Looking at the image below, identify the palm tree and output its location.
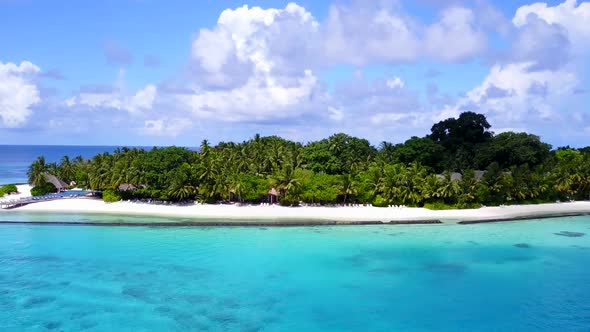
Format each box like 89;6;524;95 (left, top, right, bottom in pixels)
28;156;47;186
421;174;442;203
438;171;461;203
168;183;197;201
340;173;359;204
58;156;75;183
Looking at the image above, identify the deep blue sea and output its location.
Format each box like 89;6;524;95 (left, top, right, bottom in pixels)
0;145;184;185
0;213;589;331
0;145;122;185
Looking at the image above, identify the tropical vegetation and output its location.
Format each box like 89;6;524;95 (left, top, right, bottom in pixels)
0;184;18;197
27;112;590;208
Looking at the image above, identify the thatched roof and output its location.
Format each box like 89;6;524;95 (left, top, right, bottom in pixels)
436;171;486;182
450;172;462;181
118;183;145;192
44;173;68;190
268;188;278;196
474;170;486;181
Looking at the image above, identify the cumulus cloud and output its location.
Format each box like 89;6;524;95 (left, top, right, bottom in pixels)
179;4;327;123
323;2;488;64
513;0;590;52
440;63;578;128
0;61;41;127
424;6;487;61
66;83;157;113
322;1;420;65
140;118;192;137
437;0;590;138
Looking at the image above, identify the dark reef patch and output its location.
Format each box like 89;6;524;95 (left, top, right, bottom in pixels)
388;232;405;237
121;286;151;301
514;243;531;248
555;231;585;237
22;295;57;309
43;321;62;330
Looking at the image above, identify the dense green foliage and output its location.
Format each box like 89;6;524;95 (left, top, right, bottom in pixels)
31;182;58;196
0;184;18;197
27;112;590;208
102;189;122;203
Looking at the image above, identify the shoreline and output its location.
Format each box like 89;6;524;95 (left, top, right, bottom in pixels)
2;185;590;226
4;197;590;226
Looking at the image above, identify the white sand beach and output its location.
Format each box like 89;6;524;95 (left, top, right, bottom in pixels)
3;185;590;224
0;184;31;202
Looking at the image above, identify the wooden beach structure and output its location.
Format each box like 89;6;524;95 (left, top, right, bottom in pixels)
44;173;68;192
268;188;279;204
1;191;92;210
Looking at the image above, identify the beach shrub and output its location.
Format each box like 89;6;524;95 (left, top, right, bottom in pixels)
31;182;58;196
102;189;122;202
424;201;458;210
279;195;300;207
0;184;18;197
1;184;18;195
372;195;388;207
457;202;482;209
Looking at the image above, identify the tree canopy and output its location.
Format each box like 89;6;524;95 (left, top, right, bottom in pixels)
28;112;590;208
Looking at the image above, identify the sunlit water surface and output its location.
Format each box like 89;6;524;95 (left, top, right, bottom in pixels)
1;214;589;331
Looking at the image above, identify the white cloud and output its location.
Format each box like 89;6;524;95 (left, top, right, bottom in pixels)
513;0;590;51
66;84;157;113
386;77;405;89
424;7;487;61
177;70;319;121
180;4;326;122
322;2;419;65
442;63;577;123
437;0;590;136
0;61;41;127
327;106;344;122
140;118;192;137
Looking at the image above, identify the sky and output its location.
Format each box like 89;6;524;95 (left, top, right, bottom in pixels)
0;0;589;147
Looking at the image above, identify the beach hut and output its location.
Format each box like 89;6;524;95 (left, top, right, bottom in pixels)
118;183;137;192
118;184;146;192
44;173;68;192
474;170;486;182
268;188;279;204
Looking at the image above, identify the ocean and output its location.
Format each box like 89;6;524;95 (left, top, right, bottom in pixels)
0;214;589;331
0;145;121;185
0;145;175;185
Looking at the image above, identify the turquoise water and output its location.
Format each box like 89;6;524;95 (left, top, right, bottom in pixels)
1;215;590;331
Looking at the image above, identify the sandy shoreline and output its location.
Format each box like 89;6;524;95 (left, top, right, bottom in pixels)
2;185;590;225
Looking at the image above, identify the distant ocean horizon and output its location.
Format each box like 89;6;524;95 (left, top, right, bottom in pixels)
0;145;195;185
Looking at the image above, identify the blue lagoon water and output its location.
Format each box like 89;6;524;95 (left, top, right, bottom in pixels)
1;215;590;331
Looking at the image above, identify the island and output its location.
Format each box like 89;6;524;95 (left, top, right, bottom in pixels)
2;112;590;225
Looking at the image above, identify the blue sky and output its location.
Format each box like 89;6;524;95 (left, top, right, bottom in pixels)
0;0;588;147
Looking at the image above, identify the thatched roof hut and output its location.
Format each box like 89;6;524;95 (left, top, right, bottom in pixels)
450;172;463;181
44;173;68;191
268;187;279;204
118;184;146;192
118;183;137;192
474;170;486;182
